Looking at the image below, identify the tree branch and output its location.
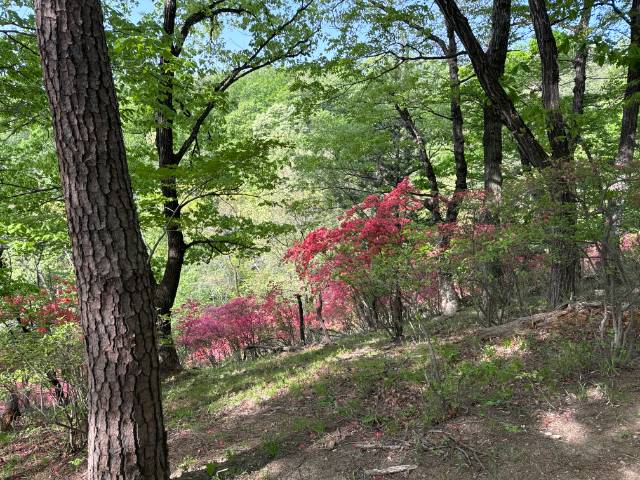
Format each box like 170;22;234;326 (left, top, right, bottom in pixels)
175;1;315;162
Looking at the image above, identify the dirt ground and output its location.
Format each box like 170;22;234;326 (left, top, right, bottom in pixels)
161;366;640;480
3;315;640;480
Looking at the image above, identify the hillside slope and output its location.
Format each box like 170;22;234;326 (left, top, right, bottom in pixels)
2;308;640;479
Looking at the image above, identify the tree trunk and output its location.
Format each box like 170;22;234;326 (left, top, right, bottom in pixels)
434;0;550;169
481;94;505;322
0;389;20;432
529;0;578;306
607;0;640;359
438;276;459;316
396;60;463;316
154;225;185;375
296;294;306;345
390;285;404;340
483;0;511;209
481;0;526;323
371;296;380;328
444;23;467;225
153;0;184;375
437;0;581;306
354;292;376;329
47;371;66;404
571;1;593;131
395;104;443;222
35;1;169;478
316;292;331;344
615;0;640;169
483;104;503;207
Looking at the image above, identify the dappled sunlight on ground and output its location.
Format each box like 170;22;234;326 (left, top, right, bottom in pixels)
492;336;528;359
617;466;640;479
161;330;640;479
536;408;589;445
6;327;640;479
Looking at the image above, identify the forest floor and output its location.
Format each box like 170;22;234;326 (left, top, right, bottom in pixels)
3;307;640;479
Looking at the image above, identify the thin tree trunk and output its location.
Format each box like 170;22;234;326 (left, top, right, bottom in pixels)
444;23;467;224
371;296;380;328
571;1;593;131
394;104;459;315
47;371;66;404
390;285;404;340
296;294;306;345
35;1;169;478
152;0;184;375
607;0;640;359
354;292;376;329
395;81;462;315
395;104;443;222
316;292;331;344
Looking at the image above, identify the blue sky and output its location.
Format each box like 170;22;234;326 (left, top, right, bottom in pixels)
131;0;256;51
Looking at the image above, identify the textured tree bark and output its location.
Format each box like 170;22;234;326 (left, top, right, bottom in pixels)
34;0;169;478
482;107;503;205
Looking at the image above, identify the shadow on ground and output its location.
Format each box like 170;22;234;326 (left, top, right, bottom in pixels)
166;332;640;480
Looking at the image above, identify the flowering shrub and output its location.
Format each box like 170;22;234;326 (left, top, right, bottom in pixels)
178;178;562;353
285;179;435;336
313;280;355;330
285;178;422;285
0;281;77;333
0;281;86;448
176;281;357;364
178;296;266;363
177;289;298;364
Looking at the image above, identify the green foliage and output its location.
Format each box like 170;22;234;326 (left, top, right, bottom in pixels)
260;437;281;459
0;322;87;448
